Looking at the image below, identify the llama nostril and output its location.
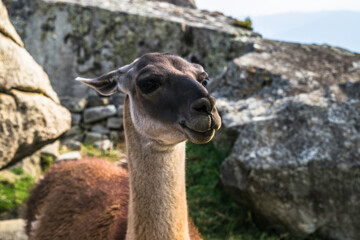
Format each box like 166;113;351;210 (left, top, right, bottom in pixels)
194;105;208;114
191;98;211;115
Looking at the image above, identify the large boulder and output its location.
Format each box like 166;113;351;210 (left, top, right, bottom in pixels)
212;39;360;240
209;39;360;102
5;0;258;98
0;0;71;169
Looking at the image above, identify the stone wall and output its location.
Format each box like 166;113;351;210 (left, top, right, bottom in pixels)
5;0;258;98
61;92;125;149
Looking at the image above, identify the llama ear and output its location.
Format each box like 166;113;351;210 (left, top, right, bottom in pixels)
76;62;135;96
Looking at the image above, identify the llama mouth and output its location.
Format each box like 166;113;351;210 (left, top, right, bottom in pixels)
180;122;211;133
179;114;215;133
180;122;215;144
182;125;214;135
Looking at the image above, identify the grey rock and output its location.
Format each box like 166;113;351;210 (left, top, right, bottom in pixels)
56;151;82;162
93;139;113;151
110;131;118;139
107;117;123;129
84;132;108;143
60;96;87;113
353;61;360;69
40;141;60;158
11;150;42;180
110;130;124;140
218;89;360;239
0;3;71;169
65;126;83;136
86;94;109;108
83;105;117;123
80;123;93;130
64;139;82;151
211;39;360;240
210;39;360;102
91;124;110;134
63;134;83;142
5;0;258;98
109;93;125;107
211;40;360;152
71;113;81;126
117;105;124;117
338;81;360;100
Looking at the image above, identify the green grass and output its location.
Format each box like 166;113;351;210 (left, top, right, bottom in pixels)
0;168;35;214
80;143;124;162
40;154;55;173
233;17;252;30
186;142;320;240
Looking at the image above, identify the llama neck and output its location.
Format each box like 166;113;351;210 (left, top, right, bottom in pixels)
123;97;190;240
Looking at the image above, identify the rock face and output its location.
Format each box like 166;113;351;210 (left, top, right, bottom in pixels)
5;0;257;98
213;39;360;240
0;0;71;169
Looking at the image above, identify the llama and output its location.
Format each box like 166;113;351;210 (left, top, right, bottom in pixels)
25;53;221;240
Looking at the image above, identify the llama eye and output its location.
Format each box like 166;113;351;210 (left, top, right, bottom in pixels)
202;78;209;87
138;79;161;94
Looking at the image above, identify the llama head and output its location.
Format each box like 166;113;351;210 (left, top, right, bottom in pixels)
77;53;221;145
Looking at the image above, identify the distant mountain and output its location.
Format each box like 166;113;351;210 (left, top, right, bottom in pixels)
251;11;360;53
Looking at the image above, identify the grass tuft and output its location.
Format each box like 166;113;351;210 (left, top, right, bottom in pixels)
80;143;124;162
232;17;252;30
40;154;55;172
0;168;35;214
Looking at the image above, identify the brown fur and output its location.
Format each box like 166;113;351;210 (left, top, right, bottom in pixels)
25;158;202;240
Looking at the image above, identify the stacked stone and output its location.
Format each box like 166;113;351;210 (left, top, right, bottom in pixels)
60;92;125;150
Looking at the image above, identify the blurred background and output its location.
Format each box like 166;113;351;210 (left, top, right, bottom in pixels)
0;0;359;239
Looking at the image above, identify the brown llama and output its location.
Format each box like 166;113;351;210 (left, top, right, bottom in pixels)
25;53;221;240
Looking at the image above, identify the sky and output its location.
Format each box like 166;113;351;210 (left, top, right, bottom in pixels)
196;0;360;17
196;0;360;53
